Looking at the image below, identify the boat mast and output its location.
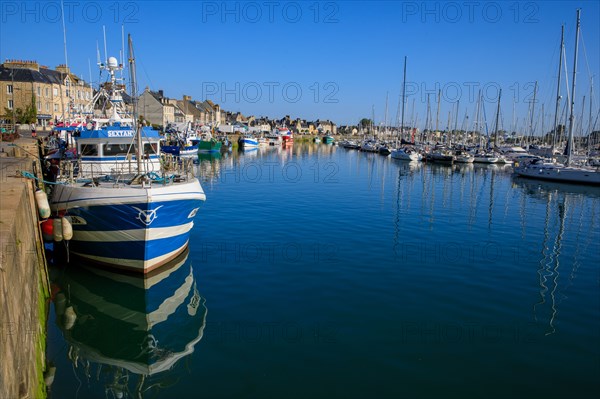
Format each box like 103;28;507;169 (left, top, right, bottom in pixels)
566;9;580;166
551;25;565;155
446;110;451;146
473;90;482;148
127;34;142;172
494;89;502;148
401;56;407;142
453;100;459;147
435;89;441;137
384;92;389;137
528;81;538;146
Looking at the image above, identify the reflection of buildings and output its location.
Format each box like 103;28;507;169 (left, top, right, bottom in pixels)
50;248;207;397
196;152;224;183
514;178;600;335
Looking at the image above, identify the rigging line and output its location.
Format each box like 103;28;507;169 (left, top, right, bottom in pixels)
579;30;595;91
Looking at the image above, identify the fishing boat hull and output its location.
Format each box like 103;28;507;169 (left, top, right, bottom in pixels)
198;139;222;153
50;179;206;273
239;137;259;148
322;136;334;144
161;145;198;157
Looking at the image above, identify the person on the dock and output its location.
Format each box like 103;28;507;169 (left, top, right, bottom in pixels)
30;123;36;138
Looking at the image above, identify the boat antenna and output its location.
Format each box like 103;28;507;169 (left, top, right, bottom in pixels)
103;25;108;65
60;0;69;68
121;24;125;80
566;9;580;166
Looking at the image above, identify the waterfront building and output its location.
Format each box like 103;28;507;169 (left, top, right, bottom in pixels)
0;60;93;127
138;88;176;128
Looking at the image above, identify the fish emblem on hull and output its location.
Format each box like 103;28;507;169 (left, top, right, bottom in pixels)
132;205;164;226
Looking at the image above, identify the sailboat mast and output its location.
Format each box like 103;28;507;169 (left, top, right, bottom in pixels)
384;92;389;136
494;89;502;148
401;56;407;140
551;25;565;154
446;110;452;146
566;9;580;166
435;89;441;134
127;34;142;172
453;100;459;142
529;81;538;144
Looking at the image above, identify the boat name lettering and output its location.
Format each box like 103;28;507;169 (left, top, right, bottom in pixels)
108;130;134;137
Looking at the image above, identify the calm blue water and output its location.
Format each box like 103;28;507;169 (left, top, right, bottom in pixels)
47;144;600;398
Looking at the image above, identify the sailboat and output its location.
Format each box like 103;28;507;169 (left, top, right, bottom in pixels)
49;35;207;273
391;57;422;162
515;9;600;185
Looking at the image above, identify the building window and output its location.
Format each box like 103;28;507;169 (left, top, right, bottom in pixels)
65;89;70;97
37;87;41;96
45;88;49;97
46;103;49;112
54;104;58;112
53;87;58;96
77;90;81;99
37;101;42;111
7;85;13;94
8;100;13;109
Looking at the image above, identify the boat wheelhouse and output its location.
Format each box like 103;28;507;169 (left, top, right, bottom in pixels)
76;119;162;175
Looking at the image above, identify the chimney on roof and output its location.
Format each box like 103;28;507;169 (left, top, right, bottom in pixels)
183;95;191;101
3;59;39;71
158;89;164;98
56;64;70;74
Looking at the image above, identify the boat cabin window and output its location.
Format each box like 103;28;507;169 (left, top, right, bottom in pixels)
80;144;98;156
103;143;134;156
144;143;158;154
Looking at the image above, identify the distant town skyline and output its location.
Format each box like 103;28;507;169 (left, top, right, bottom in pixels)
1;1;598;133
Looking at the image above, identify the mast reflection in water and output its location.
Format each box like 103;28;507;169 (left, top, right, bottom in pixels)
48;248;207;398
513;178;599;336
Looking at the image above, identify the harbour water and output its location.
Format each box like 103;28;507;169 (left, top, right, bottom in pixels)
46;143;600;398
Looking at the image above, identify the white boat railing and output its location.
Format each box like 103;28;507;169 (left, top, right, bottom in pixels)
57;155;196;187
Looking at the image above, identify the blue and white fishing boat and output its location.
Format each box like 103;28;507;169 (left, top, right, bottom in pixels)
238;133;259;148
161;125;200;158
49;35;206;273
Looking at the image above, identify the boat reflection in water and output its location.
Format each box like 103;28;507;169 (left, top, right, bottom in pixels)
513;177;600;335
50;247;207;397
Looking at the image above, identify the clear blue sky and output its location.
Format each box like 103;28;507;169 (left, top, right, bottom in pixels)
1;0;599;133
